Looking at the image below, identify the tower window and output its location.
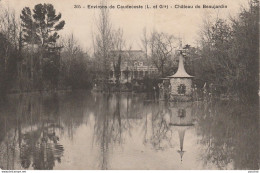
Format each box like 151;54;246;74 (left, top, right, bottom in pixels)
178;109;186;118
178;84;186;95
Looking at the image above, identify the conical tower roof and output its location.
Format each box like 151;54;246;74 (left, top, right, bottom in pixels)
177;128;186;163
178;150;185;163
168;51;193;78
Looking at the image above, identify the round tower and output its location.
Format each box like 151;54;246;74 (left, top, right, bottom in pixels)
168;49;194;102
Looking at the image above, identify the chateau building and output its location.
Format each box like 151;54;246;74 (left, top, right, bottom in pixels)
108;50;158;84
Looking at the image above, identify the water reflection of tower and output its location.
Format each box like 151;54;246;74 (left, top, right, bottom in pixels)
168;102;194;163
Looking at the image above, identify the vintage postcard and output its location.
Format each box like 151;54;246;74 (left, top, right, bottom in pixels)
0;0;259;171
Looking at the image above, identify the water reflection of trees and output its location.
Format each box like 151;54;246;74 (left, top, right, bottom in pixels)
0;91;111;170
59;91;92;140
143;101;173;150
0;94;65;170
93;93;135;169
0;92;258;170
195;101;259;170
92;93;176;169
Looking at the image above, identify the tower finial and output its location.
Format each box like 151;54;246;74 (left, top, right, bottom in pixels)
177;33;183;49
180;39;182;49
178;35;184;55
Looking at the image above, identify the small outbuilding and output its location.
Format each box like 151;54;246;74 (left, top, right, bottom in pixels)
168;50;194;102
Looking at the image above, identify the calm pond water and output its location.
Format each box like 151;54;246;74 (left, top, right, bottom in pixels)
0;91;258;170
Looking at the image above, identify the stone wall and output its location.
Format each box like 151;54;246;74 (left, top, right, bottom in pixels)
170;78;192;95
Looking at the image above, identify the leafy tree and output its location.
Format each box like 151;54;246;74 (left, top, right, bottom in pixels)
21;4;65;48
20;3;65;89
197;19;232;91
229;0;259;101
20;7;38;45
197;0;259;101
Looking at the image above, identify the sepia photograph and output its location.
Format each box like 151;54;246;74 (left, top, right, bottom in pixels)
0;0;259;171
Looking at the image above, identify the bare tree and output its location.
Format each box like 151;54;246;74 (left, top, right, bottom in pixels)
110;28;125;87
0;6;23;95
93;1;130;90
141;27;149;59
61;34;82;74
0;7;20;70
60;34;80;82
59;34;91;89
93;1;113;88
150;31;177;77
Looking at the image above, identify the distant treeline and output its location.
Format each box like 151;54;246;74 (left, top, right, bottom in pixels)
0;3;95;97
0;1;259;102
191;0;259;102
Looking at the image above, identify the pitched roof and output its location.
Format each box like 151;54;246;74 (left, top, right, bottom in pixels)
168;53;194;78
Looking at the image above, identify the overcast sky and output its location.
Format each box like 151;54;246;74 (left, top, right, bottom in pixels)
1;0;249;51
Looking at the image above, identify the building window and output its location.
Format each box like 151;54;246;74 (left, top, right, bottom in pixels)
178;84;186;95
139;71;143;78
178;109;186;118
109;71;113;78
123;70;129;79
134;71;138;78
